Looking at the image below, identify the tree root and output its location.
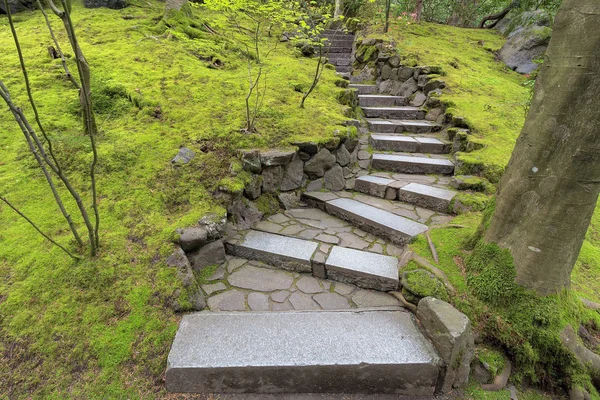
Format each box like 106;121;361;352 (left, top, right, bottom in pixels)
390;291;417;312
561;325;600;390
425;230;439;264
482;360;512;391
412;253;457;296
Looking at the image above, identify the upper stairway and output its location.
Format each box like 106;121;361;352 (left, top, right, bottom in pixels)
321;29;355;78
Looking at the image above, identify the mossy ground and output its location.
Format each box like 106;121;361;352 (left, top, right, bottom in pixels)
0;1;347;397
370;21;530;183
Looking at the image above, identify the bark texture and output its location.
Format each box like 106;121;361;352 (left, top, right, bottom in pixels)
485;0;600;295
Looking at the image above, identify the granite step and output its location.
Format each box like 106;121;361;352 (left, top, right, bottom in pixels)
326;46;352;54
362;107;424;120
324;38;355;47
349;84;378;95
321;197;428;245
328;57;351;66
335;65;352;73
397;182;457;213
326;246;399;291
166;309;441;395
354;175;397;199
372;154;455;175
338;72;351;80
225;230;318;274
359;95;406;107
367;119;440;134
370;134;449;154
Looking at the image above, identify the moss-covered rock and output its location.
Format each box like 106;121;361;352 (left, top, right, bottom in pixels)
401;269;449;303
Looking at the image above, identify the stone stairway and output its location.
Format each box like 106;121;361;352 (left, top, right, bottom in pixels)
166;33;473;397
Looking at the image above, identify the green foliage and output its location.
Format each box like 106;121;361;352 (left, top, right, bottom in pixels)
477;347;507;378
255;193;281;216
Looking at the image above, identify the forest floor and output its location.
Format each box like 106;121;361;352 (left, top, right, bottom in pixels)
0;3;598;399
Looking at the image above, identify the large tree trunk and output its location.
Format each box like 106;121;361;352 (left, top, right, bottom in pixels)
484;0;600;295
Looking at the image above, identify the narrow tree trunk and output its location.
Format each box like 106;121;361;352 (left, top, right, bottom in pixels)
334;0;343;18
415;0;423;22
384;0;391;33
484;0;600;295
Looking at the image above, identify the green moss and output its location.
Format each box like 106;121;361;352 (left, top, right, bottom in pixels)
403;269;449;301
477;347;506;378
451;192;491;214
255;193;281;216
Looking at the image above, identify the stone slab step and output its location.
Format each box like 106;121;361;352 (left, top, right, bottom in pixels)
166;309;441;395
359;95;406;107
338;72;351;80
367;119;441;134
328;57;351;66
362;107;424;120
354;175;397;199
397;182;457;213
322;30;354;37
370;134;449;154
326;246;399;291
335;65;352;73
326;46;352;54
325;198;428;245
349;84;378;95
226;230;318;273
372;154;455;175
324;38;355;47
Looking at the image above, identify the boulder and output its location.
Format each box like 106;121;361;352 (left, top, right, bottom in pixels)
397;66;415;81
334;145;351;167
425;107;444;122
261;166;283;194
166;247;195;288
304;148;336;178
178;227;209;251
244;175;262;200
171;147;195;165
499;25;551;74
423;80;446;94
83;0;128;8
396;78;418;98
228;198;263;229
388;55;401;68
260;149;296;167
278;192;302;210
198;213;227;241
187;240;227;272
410;92;427;107
280;155;304;191
291;141;319;155
381;65;393;80
416;297;474;393
241;150;261;174
323;165;345;191
0;0;37;13
401;269;448;303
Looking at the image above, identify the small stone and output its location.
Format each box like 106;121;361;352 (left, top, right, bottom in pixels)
207;289;246;311
323;165;345;191
190;290;207;311
358;159;371;169
315;234;340;245
358;150;370;160
188;240;227;272
166;247;195;288
334;282;356;296
226;258;247;273
423;80;446;94
304;148;336;178
278;192;302;210
296;276;323;294
388;55;401;68
338;232;369;250
397;66;415;81
272;300;294;311
254;221;282;234
345;178;356;190
260;149;296;167
248;292;270;311
262;166;283;194
306;180;323;192
313;292;352;309
207;267;225;281
410;91;427;107
320;244;332;253
297;229;320;240
386;243;404;257
280;225;305;235
371;243;384;254
178;227;209;252
289;292;320;310
171;147;195;164
202;282;227;296
271;290;290;303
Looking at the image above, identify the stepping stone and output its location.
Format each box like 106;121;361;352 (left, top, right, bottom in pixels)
325;198;428;245
354;175;395;198
325;246;399;291
228;265;294;292
397;183;457;213
367;119;440;134
370;134;447;154
362;107;423;119
358;95;406;107
313;292;352;309
352;289;402;308
166;310;440;394
226;230;318;273
372;154;455;175
349;84;378;95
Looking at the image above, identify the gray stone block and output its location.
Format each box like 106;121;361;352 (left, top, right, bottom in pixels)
372;154;454;175
226;230;318;273
280;155;304;191
325;198;428;245
370;134;420;152
262;166;283;193
416;297;474;393
397;183;457;213
349;84;378;95
304;148;336;178
354;175;395;198
326;246;399;291
362;106;421;119
188;239;227;272
260;149;296;167
166;309;441;394
178;227;208;251
358;95;406;107
323;165;345;191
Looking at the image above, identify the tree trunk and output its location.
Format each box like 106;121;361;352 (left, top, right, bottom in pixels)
383;0;391;33
484;0;600;295
415;0;423;22
334;0;343;18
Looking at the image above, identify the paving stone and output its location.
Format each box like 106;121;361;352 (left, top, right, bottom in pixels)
167;310;441;394
297;229;321;240
325;198;428;245
352;290;402;307
312;251;327;279
386;243;405;257
415;206;436;220
272;300;294;311
315;233;340;244
248;292;270;311
279;225;305;236
228;265;294;292
296;276;324;294
354;229;367;237
355;175;394;198
397;183;456;213
289;292;321;310
227;230;318;273
271;290;290;303
326;246;399;291
321;280;332;291
338;232;370;250
207;267;225;281
324;226;352;235
334;282;356;296
207;290;246;311
268;213;289;224
372;154;454;175
188;240;227;272
254;221;283;234
320;244;332;253
226;258;247;273
313;292;352;309
371;243;384;254
393;208;420;221
202;282;227;296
